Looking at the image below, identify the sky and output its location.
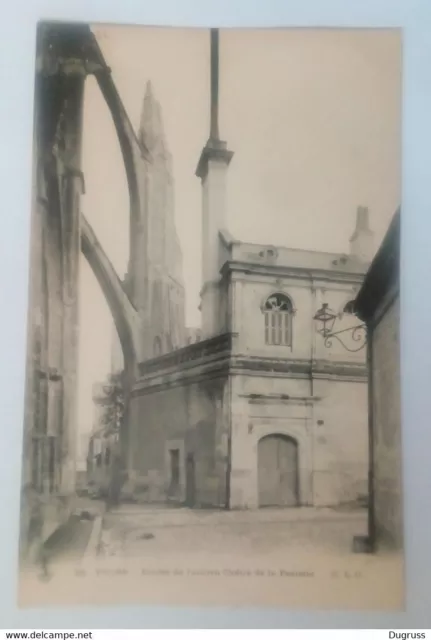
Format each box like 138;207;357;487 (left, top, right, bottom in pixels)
77;25;401;444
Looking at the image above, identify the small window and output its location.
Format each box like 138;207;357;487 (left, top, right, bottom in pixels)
263;293;293;347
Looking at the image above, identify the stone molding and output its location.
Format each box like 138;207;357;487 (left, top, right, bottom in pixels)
195;139;234;180
133;338;368;395
221;260;366;285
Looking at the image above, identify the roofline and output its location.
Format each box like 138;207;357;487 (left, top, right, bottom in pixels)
354;207;400;322
220;259;367;283
231;238;360;260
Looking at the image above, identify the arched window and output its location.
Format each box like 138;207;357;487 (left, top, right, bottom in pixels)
263;293;293;347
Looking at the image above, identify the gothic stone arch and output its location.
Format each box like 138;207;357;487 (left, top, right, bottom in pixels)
80;214;142;377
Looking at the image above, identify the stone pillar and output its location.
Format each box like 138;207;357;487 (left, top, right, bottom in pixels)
196;29;234;338
196;141;233;338
57;75;86;495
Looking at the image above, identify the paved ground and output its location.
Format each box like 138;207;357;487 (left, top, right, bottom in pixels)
20;504;404;610
41;497;105;565
99;504;369;560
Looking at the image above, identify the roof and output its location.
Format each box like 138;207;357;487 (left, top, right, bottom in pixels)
354;208;400;322
219;230;369;277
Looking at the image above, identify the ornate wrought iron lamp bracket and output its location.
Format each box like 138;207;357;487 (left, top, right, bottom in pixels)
313;303;367;353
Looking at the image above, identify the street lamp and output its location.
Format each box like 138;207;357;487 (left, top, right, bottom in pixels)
313;303;367;352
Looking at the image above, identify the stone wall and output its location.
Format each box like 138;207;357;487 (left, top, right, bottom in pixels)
128;368;229;507
312;377;368;506
20;42;84;560
230;271;365;367
229;372;368;508
226;268;368;509
229;374;312;508
372;295;403;549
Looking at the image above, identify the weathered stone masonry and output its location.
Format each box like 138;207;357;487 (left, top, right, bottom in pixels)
21;22;158;558
355;209;402;551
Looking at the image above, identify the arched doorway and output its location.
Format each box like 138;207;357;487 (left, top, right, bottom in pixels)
258;434;299;507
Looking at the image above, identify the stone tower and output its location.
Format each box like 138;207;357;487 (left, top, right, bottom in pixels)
112;81;186;370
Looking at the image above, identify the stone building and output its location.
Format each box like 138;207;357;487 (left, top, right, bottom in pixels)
127;216;372;508
20;25;86;559
123;30;373;510
354;208;402;550
20;23;158;558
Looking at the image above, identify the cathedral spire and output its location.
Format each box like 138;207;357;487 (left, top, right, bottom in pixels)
139;80;166;154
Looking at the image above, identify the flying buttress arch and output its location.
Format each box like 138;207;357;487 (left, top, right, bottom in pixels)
88;32;151;307
80;213;142;376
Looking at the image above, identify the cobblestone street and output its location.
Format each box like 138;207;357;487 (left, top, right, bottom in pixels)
20;504;404;610
99;504;369;560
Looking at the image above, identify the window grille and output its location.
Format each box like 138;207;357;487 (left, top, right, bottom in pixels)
263;293;293;347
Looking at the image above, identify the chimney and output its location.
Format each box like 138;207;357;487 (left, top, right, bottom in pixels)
349;206;374;263
196;29;233;338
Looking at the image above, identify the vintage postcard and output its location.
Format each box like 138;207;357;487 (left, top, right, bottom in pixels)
18;22;403;609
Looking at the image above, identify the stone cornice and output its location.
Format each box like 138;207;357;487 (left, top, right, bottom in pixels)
231;356;367;380
132;363;230;396
138;332;234;377
195;139;234;180
220;260;365;285
132;349;367;396
239;393;321;406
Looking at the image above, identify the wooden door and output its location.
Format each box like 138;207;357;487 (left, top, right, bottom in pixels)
258;435;298;507
185;453;196;507
168;449;180;498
